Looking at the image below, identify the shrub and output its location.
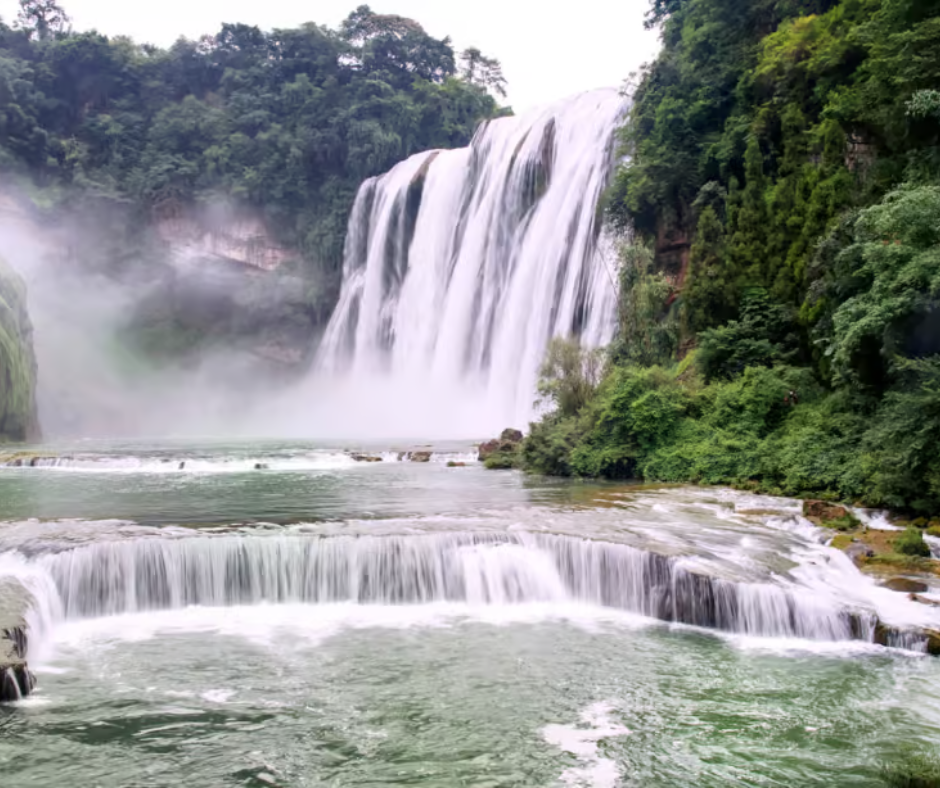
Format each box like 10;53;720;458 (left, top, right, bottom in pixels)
895;527;931;557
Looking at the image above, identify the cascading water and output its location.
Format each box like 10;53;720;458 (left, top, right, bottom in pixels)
20;531;883;643
316;90;625;433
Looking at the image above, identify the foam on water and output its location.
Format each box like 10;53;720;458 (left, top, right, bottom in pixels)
542;701;632;788
0;450;479;474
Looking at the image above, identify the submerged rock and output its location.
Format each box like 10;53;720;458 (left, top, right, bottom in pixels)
446;461;467;468
350;454;383;463
881;577;930;594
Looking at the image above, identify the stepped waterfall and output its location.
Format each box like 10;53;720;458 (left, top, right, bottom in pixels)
316;90;625;430
7;530;924;648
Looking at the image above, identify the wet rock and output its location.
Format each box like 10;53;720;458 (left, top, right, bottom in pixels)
0;579;35;701
350;454;383;463
446;461;467;468
844;542;875;564
254;463;270;470
881;577;929;594
408;451;432;463
803;500;848;521
477;439;500;462
927;629;940;656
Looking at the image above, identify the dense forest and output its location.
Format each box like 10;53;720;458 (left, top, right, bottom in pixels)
0;0;505;359
522;0;940;517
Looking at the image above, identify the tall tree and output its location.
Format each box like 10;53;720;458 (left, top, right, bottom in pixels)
459;47;507;98
16;0;70;41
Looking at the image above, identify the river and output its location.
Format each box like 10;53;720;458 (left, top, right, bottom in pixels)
1;440;939;787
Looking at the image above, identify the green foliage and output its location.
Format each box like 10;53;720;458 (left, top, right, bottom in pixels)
825;186;940;389
536;337;604;419
0;5;504;289
611;241;679;366
895;526;931;557
483;451;519;470
697;288;801;381
530;0;940;517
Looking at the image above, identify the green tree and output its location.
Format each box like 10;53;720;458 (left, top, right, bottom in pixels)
16;0;69;41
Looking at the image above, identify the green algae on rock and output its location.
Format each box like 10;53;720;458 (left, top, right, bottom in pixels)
0;256;39;443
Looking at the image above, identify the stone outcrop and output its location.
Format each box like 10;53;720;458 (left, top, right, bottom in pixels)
803;500;849;522
881;577;930;594
479;428;524;470
0;256;40;443
408;451;432;463
350;453;383;463
0;579;35;701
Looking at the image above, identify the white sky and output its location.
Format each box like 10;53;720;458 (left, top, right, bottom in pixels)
0;0;661;112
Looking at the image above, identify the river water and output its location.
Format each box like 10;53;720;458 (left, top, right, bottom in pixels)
2;440;940;787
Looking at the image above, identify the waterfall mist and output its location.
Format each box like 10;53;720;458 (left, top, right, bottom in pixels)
0;89;625;442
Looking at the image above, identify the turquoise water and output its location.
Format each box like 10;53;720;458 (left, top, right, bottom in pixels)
1;441;939;787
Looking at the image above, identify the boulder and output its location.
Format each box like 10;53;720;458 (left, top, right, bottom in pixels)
446;461;467;468
408;451;432;463
926;629;940;656
881;577;930;594
477;439;500;462
500;428;524;443
350;454;383;463
845;541;875;564
803;500;848;521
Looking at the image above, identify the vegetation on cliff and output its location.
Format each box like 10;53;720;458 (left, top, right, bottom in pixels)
524;0;940;516
0;255;38;442
0;1;505;353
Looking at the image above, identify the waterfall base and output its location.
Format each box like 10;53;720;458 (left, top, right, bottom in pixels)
0;579;36;701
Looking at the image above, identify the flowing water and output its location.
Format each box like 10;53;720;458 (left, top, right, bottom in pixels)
314;90;624;436
3;90;939;787
2;441;940;787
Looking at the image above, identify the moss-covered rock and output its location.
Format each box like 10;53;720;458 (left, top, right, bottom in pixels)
0;256;39;443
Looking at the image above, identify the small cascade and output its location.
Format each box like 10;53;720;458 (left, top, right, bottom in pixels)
317;90;626;430
29;531;882;643
1;668;23;701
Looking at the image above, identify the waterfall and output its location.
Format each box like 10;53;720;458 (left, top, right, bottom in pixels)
31;531;872;642
316;90;625;432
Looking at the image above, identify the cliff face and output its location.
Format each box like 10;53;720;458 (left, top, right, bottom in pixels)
0;255;39;443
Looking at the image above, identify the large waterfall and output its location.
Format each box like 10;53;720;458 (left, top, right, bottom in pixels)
316;90;625;433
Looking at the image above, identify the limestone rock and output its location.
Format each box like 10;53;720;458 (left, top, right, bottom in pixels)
880;577;929;594
477;439;500;462
803;500;848;521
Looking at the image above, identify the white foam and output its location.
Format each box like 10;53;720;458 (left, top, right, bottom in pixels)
542;701;631;788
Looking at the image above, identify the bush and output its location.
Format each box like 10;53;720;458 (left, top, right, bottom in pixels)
895;527;931;557
483;452;518;470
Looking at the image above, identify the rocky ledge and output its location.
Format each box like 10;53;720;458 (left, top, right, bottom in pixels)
478;429;523;470
0;578;35;701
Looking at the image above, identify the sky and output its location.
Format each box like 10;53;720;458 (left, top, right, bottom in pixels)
0;0;662;112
